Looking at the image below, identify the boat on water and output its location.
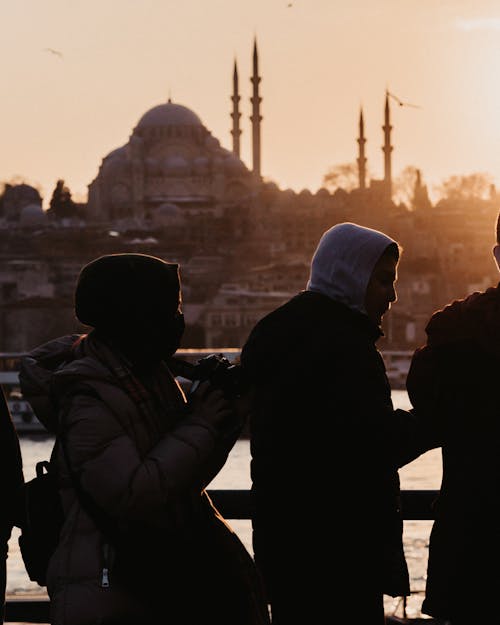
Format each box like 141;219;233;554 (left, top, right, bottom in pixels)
8;389;47;434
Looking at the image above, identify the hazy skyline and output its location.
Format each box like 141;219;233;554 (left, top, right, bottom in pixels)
2;0;500;207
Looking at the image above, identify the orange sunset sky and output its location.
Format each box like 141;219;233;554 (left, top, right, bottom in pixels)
2;0;500;207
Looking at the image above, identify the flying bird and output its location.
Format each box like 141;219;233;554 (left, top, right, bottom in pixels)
43;48;64;60
387;90;421;109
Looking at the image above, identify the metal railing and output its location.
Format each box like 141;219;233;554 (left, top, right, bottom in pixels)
5;488;438;623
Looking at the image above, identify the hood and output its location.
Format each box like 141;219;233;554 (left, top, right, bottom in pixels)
20;333;141;434
19;334;84;433
306;222;397;314
425;285;500;356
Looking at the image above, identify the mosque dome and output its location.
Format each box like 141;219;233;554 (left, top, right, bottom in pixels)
152;202;186;227
3;183;42;205
224;154;247;174
165;155;189;175
136;101;203;129
101;145;128;175
193;156;209;175
157;203;182;217
19;203;46;226
105;145;127;161
205;136;220;149
316;187;331;198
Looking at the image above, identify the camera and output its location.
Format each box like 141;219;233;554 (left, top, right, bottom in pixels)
168;353;246;400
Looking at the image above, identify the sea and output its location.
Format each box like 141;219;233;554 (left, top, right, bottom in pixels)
6;390;441;620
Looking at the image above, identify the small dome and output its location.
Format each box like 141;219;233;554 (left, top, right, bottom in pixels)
104;145;127;161
316;187;331;198
263;181;280;192
19;203;46;226
21;203;44;216
224;154;247;174
152;203;185;227
3;183;42;205
146;158;162;176
137;101;203;129
157;203;181;217
205;136;220;149
193;156;209;175
102;145;128;174
165;155;189;174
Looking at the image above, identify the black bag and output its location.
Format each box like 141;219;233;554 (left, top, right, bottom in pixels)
18;458;63;586
18;429;111;587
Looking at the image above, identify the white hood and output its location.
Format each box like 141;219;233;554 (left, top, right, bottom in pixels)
306;222;397;314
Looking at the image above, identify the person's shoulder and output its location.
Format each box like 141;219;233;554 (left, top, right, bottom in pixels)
426;284;500;347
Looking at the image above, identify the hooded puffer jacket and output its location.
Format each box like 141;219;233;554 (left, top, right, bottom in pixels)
407;285;500;621
20;334;268;625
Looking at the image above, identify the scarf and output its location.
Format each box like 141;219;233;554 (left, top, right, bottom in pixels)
78;331;187;446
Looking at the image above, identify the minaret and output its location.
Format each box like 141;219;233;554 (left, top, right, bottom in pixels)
412;169;432;211
382;90;393;199
357;107;367;190
250;38;262;178
231;59;241;158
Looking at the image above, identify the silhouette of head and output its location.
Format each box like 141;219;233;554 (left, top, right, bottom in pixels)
364;244;399;326
307;222;400;325
75;253;184;364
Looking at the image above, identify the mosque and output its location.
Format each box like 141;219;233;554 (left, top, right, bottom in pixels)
86;39;397;225
1;39;403;230
0;43;494;354
86;40;266;225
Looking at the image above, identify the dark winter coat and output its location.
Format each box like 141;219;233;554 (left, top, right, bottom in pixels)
407;284;500;622
20;333;270;625
240;290;435;624
0;387;23;624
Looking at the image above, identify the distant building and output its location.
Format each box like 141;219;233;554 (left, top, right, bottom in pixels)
1;42;498;354
87;42;264;227
0;183;44;224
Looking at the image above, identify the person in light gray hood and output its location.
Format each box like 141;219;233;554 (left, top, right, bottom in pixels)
307;221;398;317
240;222;438;625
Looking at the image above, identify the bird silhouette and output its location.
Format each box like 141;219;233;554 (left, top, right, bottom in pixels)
44;48;64;60
387;90;421;109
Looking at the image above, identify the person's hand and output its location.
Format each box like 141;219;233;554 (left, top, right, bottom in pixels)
188;380;235;429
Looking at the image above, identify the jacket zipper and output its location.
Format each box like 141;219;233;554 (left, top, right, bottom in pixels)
101;542;110;588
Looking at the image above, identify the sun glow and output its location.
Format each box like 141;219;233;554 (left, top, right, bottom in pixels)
2;1;500;205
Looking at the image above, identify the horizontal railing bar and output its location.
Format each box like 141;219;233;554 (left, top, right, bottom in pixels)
208;489;439;520
5;489;440;623
5;598;49;622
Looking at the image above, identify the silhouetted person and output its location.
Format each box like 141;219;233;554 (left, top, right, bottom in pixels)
0;387;23;624
20;253;270;625
240;222;437;624
407;215;500;624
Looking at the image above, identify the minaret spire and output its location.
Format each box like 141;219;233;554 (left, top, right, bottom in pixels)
231;59;242;158
250;37;262;178
357;107;367;190
382;89;393;200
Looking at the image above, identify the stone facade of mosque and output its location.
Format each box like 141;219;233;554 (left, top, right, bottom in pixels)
87;101;257;227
